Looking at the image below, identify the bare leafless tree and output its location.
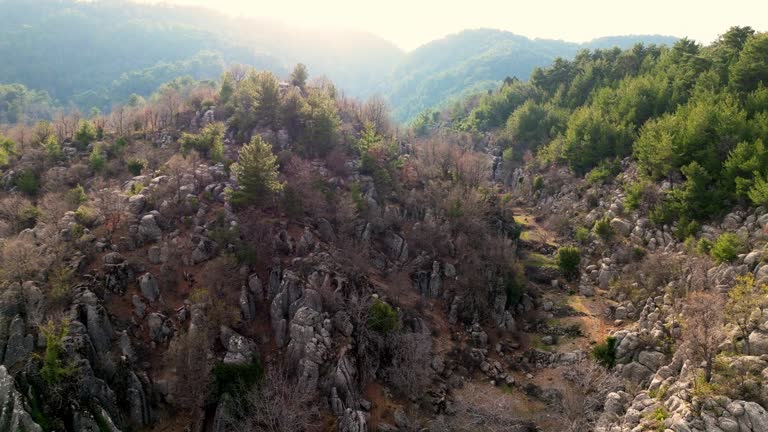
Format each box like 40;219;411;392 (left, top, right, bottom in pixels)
166;327;212;411
91;186;129;241
557;359;623;431
362;95;392;135
54;110;80;142
430;382;534;432
160;87;182;129
0;238;45;283
682;291;725;382
383;332;434;397
221;366;318;432
110;104;127;137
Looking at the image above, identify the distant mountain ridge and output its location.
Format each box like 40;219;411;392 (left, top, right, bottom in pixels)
0;0;678;123
383;29;679;122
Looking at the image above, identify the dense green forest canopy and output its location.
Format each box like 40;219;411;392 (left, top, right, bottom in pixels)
420;26;768;225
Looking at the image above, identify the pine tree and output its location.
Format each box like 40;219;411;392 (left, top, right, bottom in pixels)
230;135;282;208
290;63;309;90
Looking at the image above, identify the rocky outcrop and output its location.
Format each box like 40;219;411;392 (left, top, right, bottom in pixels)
104;252;134;294
338;408;367;432
384;230;408;261
223;332;257;365
0;366;42;432
147;313;173;344
2;315;33;368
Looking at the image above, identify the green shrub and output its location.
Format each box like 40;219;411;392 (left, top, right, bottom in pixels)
212;359;264;397
282;186;304;219
648;406;669;430
89;145;106;173
593;217;614;241
66;184;88;206
556;246;581;279
674;217;700;241
711;233;744;263
114;136;127;153
43;134;61;160
17;204;40;230
180;122;225;161
70;223;85;240
648;385;668;400
367;299;399;333
592;336;617;369
585;158;621;184
649;201;675;225
350;182;366;213
38;320;78;385
129;183;144;196
127;159;145;176
575;226;592;244
14;170;39;196
503;269;526;308
74;205;98;226
697;238;714;255
502;147;514;162
624;181;644;210
74;120;97;149
532;175;544;191
632;246;647;261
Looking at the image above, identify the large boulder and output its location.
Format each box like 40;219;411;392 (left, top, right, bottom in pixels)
317;218;336;243
637;350;666;371
384;231;408;261
147;313;172;344
139;273;160;303
598;268;615;290
191;237;218;264
748;330;768;355
610;218;633;237
127;194;146;214
137;214;162;244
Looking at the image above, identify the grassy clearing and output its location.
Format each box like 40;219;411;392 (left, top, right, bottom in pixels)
523;252;558;269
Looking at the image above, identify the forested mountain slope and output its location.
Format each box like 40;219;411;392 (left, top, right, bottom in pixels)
384;29;678;122
0;0;402;113
0;0;673;122
422;26;768;226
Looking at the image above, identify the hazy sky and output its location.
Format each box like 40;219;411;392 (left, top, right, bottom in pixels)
139;0;767;50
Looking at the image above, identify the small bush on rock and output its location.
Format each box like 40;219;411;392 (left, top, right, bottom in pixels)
367;299;399;333
593;217;614;241
556;246;581;280
592;336;617;369
711;233;744;263
127;159;145;176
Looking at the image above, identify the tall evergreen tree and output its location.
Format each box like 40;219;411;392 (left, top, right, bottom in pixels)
229;135;282;208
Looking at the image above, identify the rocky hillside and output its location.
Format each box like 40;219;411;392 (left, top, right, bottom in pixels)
503;160;768;432
1;27;768;432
